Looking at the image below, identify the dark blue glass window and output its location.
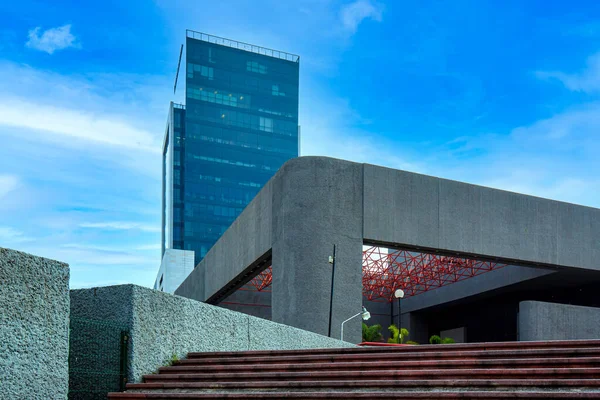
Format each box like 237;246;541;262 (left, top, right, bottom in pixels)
164;33;299;266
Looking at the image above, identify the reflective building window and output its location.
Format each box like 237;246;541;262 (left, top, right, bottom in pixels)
162;31;299;266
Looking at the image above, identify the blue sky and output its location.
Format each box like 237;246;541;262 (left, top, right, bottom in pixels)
1;0;599;288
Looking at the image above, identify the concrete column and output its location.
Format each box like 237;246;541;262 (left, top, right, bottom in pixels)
271;157;364;343
402;312;429;344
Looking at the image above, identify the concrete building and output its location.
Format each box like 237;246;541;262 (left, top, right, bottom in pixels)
153;248;195;293
176;156;600;344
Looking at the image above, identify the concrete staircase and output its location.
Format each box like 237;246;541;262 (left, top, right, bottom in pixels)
108;340;600;399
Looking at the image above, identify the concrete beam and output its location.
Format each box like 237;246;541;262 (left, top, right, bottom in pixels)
363;163;600;271
400;265;556;314
519;301;600;341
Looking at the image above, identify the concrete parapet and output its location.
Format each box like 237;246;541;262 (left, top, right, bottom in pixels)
0;247;70;400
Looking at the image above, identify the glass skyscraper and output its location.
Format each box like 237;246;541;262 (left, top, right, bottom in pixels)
162;30;300;266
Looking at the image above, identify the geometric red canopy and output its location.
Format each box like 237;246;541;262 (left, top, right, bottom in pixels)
249;246;507;302
362;246;507;302
248;265;272;291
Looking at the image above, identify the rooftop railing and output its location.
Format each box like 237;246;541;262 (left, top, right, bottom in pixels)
186;30;299;63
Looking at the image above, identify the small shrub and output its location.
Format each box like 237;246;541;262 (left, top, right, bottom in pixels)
429;335;442;344
387;324;410;344
406;340;419;345
362;323;383;342
169;353;179;365
441;337;456;344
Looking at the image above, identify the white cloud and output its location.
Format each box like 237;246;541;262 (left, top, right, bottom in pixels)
135;243;162;251
512;102;600;143
436;101;600;207
0;97;160;153
62;242;162;252
79;221;161;233
300;82;423;172
26;24;78;54
536;52;600;92
0;174;19;199
0;226;34;243
340;0;383;33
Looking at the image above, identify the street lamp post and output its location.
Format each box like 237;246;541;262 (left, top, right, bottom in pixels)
327;244;336;337
394;288;405;341
340;306;370;342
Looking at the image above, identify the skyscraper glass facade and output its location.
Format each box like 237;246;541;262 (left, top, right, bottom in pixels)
162;31;299;266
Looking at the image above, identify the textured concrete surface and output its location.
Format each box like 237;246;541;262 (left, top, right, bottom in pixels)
72;285;353;384
271;157;364;343
70;285;135;391
130;285;249;381
0;247;70;400
363;162;600;271
519;301;600;341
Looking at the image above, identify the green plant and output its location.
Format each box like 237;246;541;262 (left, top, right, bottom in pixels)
362;323;383;342
429;335;442;344
156;353;181;372
429;335;456;345
406;340;419;345
387;324;410;344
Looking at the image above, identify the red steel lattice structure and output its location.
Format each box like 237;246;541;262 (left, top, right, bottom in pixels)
362;246;507;302
249;247;507;302
249;266;273;291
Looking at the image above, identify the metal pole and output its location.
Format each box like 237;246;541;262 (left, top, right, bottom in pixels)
328;244;336;337
398;298;402;342
340;312;361;342
397;298;401;328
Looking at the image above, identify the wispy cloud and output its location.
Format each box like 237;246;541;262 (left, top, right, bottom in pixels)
0;97;160;152
536;52;600;92
79;221;161;233
300;82;423;172
512;102;600;142
62;242;162;252
434;99;600;207
0;226;34;244
134;243;162;251
0;174;19;199
26;24;78;54
340;0;383;34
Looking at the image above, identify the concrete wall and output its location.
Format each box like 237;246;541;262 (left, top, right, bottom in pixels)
71;285;353;384
519;301;600;341
0;248;70;400
70;285;135;395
